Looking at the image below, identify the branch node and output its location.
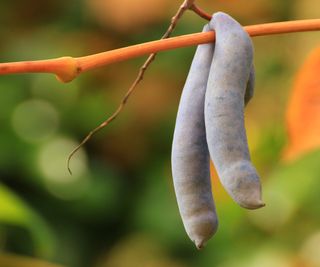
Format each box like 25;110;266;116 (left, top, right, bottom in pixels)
54;57;79;83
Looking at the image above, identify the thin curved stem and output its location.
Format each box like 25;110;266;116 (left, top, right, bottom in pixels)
1;19;320;83
190;4;212;21
67;0;194;174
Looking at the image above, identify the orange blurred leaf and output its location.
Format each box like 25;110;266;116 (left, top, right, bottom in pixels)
283;45;320;161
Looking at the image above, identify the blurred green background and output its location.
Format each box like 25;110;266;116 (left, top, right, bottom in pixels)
0;0;320;266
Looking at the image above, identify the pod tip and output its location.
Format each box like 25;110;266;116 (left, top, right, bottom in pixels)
257;200;266;208
194;239;205;250
240;199;266;210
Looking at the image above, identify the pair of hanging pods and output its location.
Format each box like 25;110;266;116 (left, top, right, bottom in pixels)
171;12;264;249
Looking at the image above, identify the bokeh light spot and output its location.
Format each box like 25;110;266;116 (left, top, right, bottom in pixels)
37;137;89;200
11;99;59;143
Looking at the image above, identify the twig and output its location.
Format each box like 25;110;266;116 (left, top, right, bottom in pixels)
1;19;320;173
1;19;320;82
74;18;320;73
67;0;197;174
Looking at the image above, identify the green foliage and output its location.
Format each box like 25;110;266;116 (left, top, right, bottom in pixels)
0;183;55;257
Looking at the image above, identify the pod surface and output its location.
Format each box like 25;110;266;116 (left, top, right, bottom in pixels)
205;12;264;209
171;25;218;249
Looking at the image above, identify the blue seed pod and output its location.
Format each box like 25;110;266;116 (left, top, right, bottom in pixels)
171;25;218;249
205;12;264;209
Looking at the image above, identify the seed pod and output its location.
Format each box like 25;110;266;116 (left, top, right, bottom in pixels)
205;12;264;209
171;25;218;249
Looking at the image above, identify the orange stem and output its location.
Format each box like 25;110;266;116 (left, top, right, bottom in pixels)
1;19;320;83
